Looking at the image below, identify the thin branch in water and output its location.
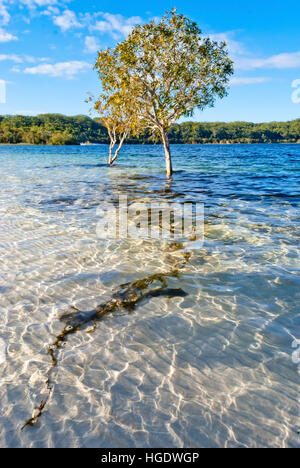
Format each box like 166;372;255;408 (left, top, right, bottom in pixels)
21;249;191;430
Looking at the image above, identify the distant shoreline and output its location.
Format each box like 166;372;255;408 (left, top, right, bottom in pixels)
0;142;299;146
1;114;299;146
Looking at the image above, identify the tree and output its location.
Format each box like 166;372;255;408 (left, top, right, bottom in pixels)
98;9;233;178
92;90;140;165
94;49;144;165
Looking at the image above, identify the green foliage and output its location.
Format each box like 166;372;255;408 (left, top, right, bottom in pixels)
166;120;300;144
108;9;234;132
0;114;108;145
94;8;234;177
91;90;143;164
0;113;299;145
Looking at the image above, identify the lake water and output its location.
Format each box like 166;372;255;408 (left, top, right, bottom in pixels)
0;144;299;448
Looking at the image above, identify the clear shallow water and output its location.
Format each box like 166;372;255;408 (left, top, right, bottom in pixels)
0;143;299;448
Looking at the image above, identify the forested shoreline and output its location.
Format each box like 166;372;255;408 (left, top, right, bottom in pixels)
1;114;300;145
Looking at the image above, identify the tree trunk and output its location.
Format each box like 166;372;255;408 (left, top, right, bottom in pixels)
110;131;128;165
160;128;173;179
109;141;114;165
108;128;116;166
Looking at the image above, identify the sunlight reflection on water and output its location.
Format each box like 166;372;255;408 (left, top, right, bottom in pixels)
0;144;299;448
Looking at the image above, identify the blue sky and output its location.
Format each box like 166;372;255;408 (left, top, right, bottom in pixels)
0;0;300;122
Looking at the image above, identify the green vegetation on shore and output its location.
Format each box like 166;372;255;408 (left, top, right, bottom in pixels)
1;113;300;145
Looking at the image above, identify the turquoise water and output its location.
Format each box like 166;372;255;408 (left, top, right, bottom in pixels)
0;144;299;448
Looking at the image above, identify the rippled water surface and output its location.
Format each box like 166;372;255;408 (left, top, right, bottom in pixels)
0;144;299;448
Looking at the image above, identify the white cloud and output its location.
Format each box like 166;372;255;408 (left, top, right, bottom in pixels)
236;51;300;70
42;6;60;16
16;1;63;19
0;1;10;26
230;77;271;86
84;36;99;53
208;31;300;72
53;9;81;32
0;27;17;41
208;32;246;56
0;54;47;64
91;13;142;39
23;55;37;63
0;54;23;62
19;0;61;7
23;60;91;78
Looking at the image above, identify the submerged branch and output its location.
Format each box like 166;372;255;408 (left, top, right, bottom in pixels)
22;249;191;430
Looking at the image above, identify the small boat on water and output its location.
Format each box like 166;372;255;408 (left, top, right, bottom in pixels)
80;141;105;146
